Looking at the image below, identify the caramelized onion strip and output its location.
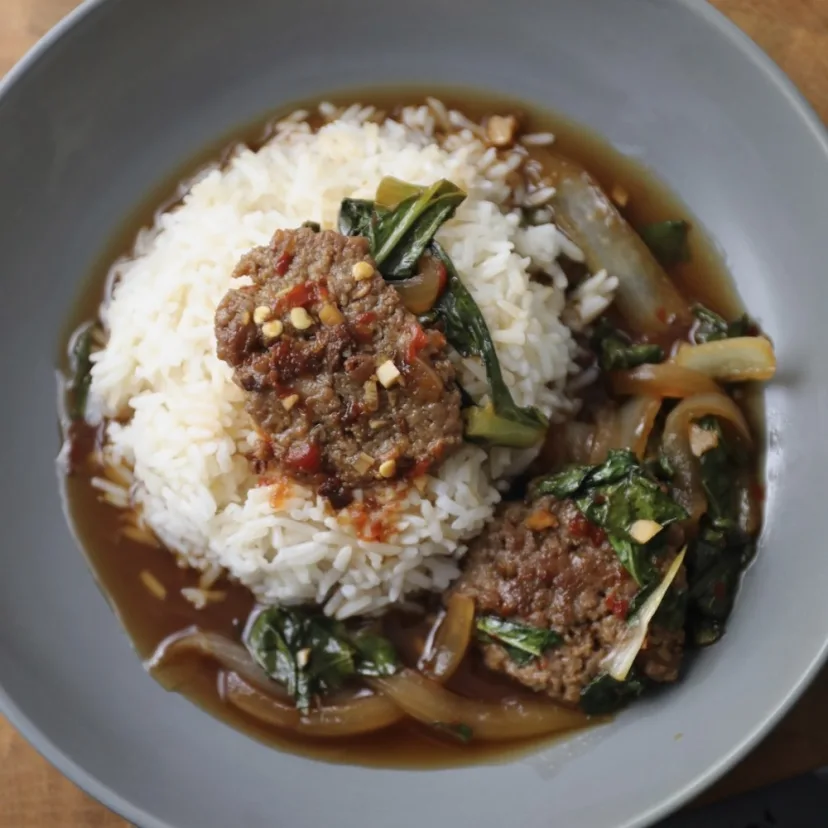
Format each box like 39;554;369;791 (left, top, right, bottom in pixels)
225;674;404;737
610;363;721;399
369;669;587;741
420;594;475;682
610;396;662;460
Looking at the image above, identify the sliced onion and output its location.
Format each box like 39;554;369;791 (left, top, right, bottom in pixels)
602;547;687;682
226;673;404;737
610;396;661;459
662;392;753;520
393;255;446;314
589;407;617;463
369;669;587;740
736;471;762;536
545;155;691;335
674;337;776;382
420;594;475;682
147;629;275;694
611;363;721;399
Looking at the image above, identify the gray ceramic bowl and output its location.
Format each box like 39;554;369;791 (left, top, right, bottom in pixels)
1;1;826;826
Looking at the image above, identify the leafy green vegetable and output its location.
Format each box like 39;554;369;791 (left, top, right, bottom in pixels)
370;179;465;278
430;243;549;447
431;722;474;743
533;450;688;585
69;324;95;421
592;320;664;371
639;220;690;266
337;199;377;238
337;179;548;448
245;608;398;711
685;421;756;647
476;616;562;665
580;672;647;715
692;304;752;344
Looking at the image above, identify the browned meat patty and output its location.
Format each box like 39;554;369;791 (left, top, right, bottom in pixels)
215;227;463;494
452;496;685;705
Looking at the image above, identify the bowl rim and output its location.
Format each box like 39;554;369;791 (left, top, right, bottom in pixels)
2;1;828;826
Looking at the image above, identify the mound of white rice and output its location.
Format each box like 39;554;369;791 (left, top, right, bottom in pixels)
88;102;613;618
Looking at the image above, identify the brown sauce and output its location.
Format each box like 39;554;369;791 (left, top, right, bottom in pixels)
58;89;765;768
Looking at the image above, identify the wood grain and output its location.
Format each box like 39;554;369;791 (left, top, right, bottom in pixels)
2;0;828;824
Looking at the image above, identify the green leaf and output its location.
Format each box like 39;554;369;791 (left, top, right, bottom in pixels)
349;631;398;677
476;616;562;665
431;722;474;743
592;320;664;371
69;324;95;420
580;672;647;715
245;608;398;711
370;179;466;278
692;304;752;344
532;450;688;586
639;220;690;266
337;199;376;238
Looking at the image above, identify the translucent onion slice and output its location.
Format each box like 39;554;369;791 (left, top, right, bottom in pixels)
610;396;662;460
611;363;721;399
589;407;618;464
545;155;691;335
674;337;776;382
602;547;687;682
369;669;588;740
147;629;274;694
226;674;404;737
420;594;475;682
662;393;753;520
393;255;446;314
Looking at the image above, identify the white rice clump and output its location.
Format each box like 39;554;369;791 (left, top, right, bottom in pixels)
88;103;613;618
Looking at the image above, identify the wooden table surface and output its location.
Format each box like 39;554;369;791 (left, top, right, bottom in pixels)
3;0;828;824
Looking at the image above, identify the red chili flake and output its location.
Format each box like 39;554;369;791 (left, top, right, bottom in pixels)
567;511;606;545
656;306;667;324
352;311;377;343
713;581;727;602
286;441;321;473
410;458;432;478
605;593;630;619
406;324;430;362
277;283;315;310
274;251;294;276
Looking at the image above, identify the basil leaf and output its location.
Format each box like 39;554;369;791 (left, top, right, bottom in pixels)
350;631;398;677
580;672;647;715
639;220;690;266
692;304;752;344
592;320;664;371
371;180;466;278
476;616;562;664
532;450;688;586
245;608;398;711
337;199;376;238
431;244;548;448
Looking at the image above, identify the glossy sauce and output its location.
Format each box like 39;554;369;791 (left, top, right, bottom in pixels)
58;90;764;768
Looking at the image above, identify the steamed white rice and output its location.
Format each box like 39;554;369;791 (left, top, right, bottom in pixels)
88;101;614;618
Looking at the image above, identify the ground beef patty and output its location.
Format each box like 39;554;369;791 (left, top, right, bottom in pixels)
215;227;463;493
452;496;685;705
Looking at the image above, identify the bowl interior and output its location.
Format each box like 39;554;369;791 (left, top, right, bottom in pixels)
1;1;827;827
